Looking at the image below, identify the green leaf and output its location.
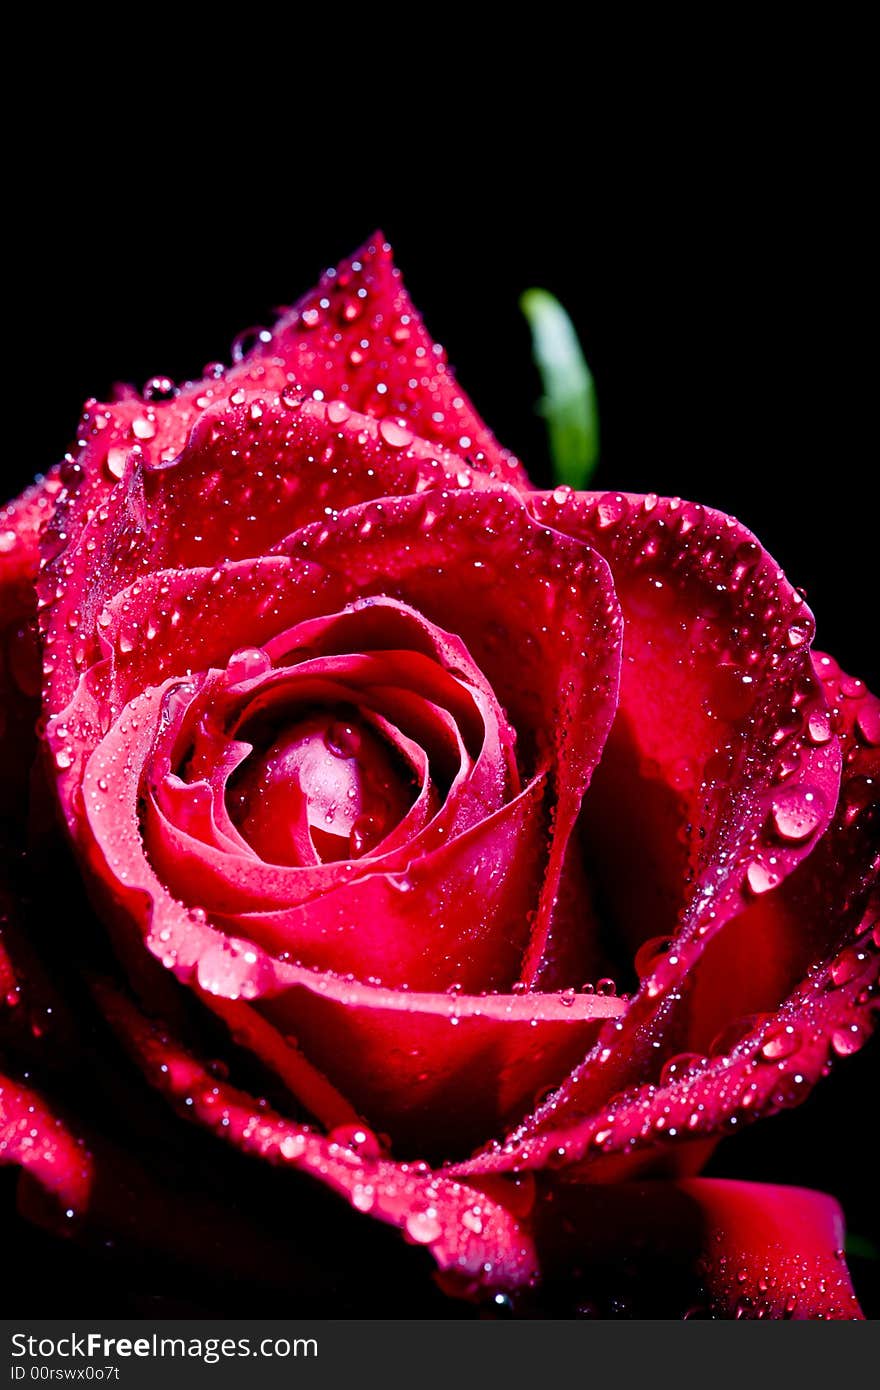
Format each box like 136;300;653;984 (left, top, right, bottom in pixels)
520;288;599;488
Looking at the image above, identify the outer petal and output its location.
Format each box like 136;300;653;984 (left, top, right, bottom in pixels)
0;474;62;820
682;650;879;1053
507;489;843;1129
38;232;527;715
0;1072;93;1212
245;231;527;487
0;472;63;587
452;656;878;1179
93;979;539;1291
39;391;499;721
509;1178;862;1318
78;686;623;1151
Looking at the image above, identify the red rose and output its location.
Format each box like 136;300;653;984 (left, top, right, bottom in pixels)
1;234;877;1318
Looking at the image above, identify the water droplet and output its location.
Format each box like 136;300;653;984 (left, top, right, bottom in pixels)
105;447;128;480
328;1124;381;1159
231;326;271;362
226;646;271;685
831;1024;866;1057
324;721;362;759
660;1052;705;1085
405;1207;441;1244
461;1207;484;1234
746;860;781;895
596;493;628;529
634;935;673;979
378;418;413;449
807;708;832;744
840;675;865;698
279;1134;306;1160
771;787;825;842
143;375;177;402
759;1024;801;1061
351;1183;375;1213
830;948;867;987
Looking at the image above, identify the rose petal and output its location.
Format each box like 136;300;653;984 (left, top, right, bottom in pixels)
683;652;880;1053
0;474;63;820
0;1072;93;1212
93;979;539;1290
88;676;544;991
39;231;526;716
451;655;878;1178
40;389;501;752
511;490;842;1126
255;231;527;487
239;978;624;1160
520;1178;862;1318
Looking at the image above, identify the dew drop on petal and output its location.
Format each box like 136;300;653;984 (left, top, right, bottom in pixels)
405;1207;442;1244
831;1024;866;1057
378;419;413;449
746;860;781;895
132;416;157;441
807;708;832;745
759;1024;801;1062
770;787;825;842
351;1184;375;1213
830;949;868;987
105;448;128;481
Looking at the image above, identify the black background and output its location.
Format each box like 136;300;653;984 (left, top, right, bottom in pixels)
2;82;876;1316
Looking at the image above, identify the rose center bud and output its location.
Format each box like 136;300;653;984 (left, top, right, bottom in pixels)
232;711;416;866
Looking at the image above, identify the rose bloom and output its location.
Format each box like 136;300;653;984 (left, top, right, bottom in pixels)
1;235;877;1319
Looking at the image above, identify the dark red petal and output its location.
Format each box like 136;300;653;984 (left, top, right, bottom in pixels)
452;661;878;1180
39;392;499;719
75;677;622;1148
683;651;880;1053
89;677;543;990
0;473;63;819
77;589;538;990
521;1178;862;1318
244;232;527;487
0;1072;93;1212
249;978;624;1159
206;782;546;991
510;490;841;1124
49;489;619;992
93;979;539;1290
0;469;63;589
39;230;526;715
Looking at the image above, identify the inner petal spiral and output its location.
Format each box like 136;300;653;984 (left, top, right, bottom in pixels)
231;709;417;866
